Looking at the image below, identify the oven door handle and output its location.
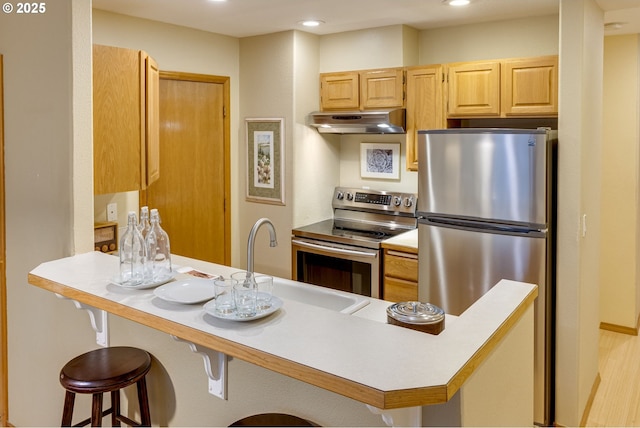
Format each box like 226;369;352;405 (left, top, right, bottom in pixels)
291;239;379;258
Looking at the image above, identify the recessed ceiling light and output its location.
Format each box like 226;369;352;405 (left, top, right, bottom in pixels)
300;20;324;27
445;0;470;6
604;22;626;30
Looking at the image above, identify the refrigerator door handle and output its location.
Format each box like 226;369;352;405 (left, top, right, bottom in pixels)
419;215;547;235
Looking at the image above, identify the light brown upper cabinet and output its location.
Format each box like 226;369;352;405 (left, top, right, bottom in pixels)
405;65;445;171
360;68;405;110
320;71;360;110
447;60;502;117
320;67;404;111
446;55;558;118
501;55;558;117
93;44;160;195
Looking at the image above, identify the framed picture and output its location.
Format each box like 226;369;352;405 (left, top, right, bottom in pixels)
360;143;401;179
246;118;285;205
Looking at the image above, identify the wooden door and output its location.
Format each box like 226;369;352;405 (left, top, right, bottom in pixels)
142;72;230;265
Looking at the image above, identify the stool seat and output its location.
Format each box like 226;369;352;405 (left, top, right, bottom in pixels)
59;347;152;427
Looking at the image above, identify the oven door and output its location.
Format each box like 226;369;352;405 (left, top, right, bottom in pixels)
291;237;380;299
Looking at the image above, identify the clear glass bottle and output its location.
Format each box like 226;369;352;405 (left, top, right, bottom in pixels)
119;211;146;286
137;206;151;239
145;208;171;282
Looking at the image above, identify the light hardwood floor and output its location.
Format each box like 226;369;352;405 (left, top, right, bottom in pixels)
585;329;640;426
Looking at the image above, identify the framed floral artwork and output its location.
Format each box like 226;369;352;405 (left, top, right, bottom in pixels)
360;142;400;179
245;118;285;205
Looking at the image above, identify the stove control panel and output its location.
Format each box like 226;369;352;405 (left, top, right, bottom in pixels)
333;187;417;215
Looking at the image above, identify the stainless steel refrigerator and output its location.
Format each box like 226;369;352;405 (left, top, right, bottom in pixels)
417;128;555;426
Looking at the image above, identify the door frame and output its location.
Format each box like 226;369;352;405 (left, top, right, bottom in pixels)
140;71;231;265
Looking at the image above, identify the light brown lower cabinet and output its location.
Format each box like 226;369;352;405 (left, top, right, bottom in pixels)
382;248;418;302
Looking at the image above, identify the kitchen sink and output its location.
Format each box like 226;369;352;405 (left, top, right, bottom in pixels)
272;278;369;314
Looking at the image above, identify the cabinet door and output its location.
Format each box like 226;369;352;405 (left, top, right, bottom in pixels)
144;52;160;188
502;56;558;116
447;61;501;117
405;65;444;171
360;68;405;109
320;72;359;110
93;45;142;195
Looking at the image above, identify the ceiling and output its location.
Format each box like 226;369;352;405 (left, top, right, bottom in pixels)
92;0;640;38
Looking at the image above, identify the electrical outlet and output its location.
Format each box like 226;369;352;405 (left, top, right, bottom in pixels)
107;203;118;222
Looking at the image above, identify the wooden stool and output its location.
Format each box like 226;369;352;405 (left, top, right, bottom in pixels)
59;346;152;427
230;413;317;426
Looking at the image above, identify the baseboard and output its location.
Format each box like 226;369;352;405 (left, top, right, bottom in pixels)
579;373;601;427
600;313;640;336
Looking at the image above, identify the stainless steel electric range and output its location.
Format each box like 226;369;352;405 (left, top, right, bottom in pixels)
291;187;418;299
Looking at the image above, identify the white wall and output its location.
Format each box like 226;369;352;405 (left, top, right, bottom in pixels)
319;25;413;72
600;34;640;330
0;0;96;425
555;0;603;425
419;14;559;64
237;32;295;279
292;31;340;228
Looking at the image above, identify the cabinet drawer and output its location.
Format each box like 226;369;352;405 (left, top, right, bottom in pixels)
383;276;418;302
384;251;418;282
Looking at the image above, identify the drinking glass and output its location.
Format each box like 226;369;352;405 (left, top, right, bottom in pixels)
214;278;236;315
233;282;257;318
254;275;273;310
231;271;254;287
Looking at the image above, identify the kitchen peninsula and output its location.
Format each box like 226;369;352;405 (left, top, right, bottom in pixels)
28;251;536;427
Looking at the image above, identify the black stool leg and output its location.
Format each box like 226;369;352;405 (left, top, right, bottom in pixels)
91;392;103;427
137;377;151;426
111;390;121;427
61;391;75;426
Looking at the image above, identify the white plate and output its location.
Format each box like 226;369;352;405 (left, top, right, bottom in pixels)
154;278;217;304
203;296;283;322
110;272;176;290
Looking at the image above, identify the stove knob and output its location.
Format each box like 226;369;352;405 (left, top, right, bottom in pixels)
393;196;402;206
346;192;354;201
336;191;344;200
404;197;414;208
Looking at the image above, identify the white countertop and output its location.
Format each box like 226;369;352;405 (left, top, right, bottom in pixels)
382;228;418;251
28;251;536;410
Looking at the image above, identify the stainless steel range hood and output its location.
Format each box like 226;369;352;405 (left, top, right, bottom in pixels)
307;108;406;134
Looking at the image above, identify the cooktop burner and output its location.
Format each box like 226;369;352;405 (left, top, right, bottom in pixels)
291;187;418;249
291;219;410;250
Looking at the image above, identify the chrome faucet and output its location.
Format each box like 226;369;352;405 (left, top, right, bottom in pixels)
247;218;278;273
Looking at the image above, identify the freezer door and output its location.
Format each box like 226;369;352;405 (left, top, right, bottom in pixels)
418;221;546;315
417;129;549;227
418;221;549;424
